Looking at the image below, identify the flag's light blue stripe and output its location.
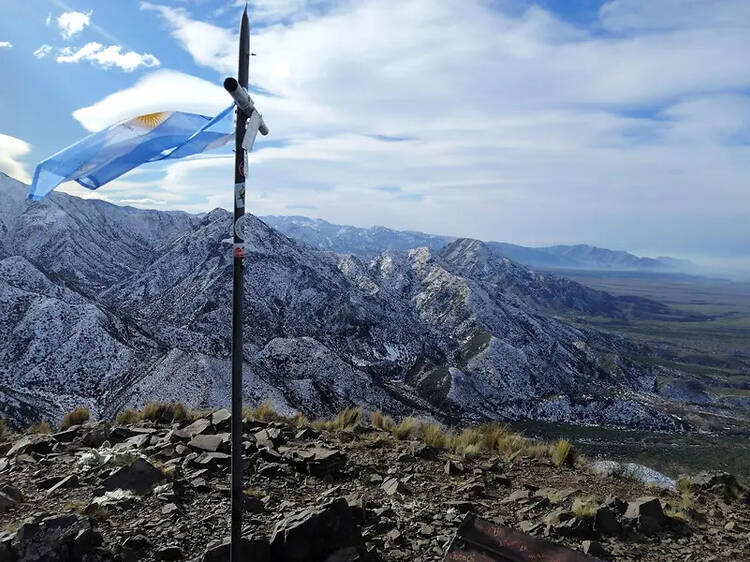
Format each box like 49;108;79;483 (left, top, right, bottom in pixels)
27;106;235;201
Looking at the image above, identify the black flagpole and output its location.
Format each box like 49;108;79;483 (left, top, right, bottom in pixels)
230;5;250;561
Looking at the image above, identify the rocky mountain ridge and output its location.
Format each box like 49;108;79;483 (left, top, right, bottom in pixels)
262;215;696;273
0;173;719;430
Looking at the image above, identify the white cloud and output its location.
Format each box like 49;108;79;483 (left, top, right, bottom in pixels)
0;41;12;49
57;10;92;40
33;44;53;59
72;69;229;131
141;2;235;72
0;134;32;183
57;42;160;72
78;0;750;263
46;12;52;26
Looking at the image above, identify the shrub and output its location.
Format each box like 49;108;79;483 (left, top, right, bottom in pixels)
140;402;189;423
26;420;52;434
391;417;421;440
420;423;450;449
60;407;90;430
116;409;141;425
551;439;573;467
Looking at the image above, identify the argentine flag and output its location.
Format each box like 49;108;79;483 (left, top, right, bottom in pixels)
28;106;235;201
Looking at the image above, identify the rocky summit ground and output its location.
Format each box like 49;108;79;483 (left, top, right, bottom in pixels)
1;410;749;562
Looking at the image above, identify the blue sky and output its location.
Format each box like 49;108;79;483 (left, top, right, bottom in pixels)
1;0;750;272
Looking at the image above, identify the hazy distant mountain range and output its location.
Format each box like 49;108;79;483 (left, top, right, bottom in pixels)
0;173;719;431
263;215;697;273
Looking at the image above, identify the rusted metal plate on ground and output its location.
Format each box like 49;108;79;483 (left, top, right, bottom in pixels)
444;514;598;562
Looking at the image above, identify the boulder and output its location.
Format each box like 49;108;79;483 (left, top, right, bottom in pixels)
211;409;232;429
690;471;749;503
283;447;346;477
381;477;409;496
6;435;54;457
11;513;92;562
157;546;183;561
624;497;664;534
194;452;231;473
174;419;211;440
445;460;465;476
122;434;151;449
99;458;164;495
270;498;364;562
593;506;621;535
202;536;270;562
0;492;18;514
0;486;22;504
188;433;230;453
581;540;609;558
254;428;285;449
52;428;80;444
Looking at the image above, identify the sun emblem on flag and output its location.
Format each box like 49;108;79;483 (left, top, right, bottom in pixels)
130;112;169;129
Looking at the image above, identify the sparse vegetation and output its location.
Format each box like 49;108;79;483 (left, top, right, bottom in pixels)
0;417;5;437
140;402;189;423
116;409;141;425
551;439;574;467
312;407;363;432
60;407;90;430
665;508;690;523
420;422;450;449
571;497;597;519
291;412;309;428
391;417;420;440
243;487;266;498
244;400;281;422
26;420;52;434
370;410;394;431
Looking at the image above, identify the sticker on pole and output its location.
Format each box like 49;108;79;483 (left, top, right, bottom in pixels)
233;244;245;259
234;182;245;209
234;214;251;241
242;111;263;152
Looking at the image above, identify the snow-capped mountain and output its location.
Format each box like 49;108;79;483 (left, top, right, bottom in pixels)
263;215;696;273
0;173;685;429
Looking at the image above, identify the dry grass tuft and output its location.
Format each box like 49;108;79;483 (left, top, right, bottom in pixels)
451;427;484;455
291;413;309;428
26;420;53;434
60;407;90;430
571;497;597;519
551;439;573;467
313;407;363;432
370;410;394;430
331;407;363;430
243;487;266;498
244;400;281;422
116;409;141;425
140;402;189;423
0;417;5;437
391;417;421;440
420;423;451;449
665;508;689;523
